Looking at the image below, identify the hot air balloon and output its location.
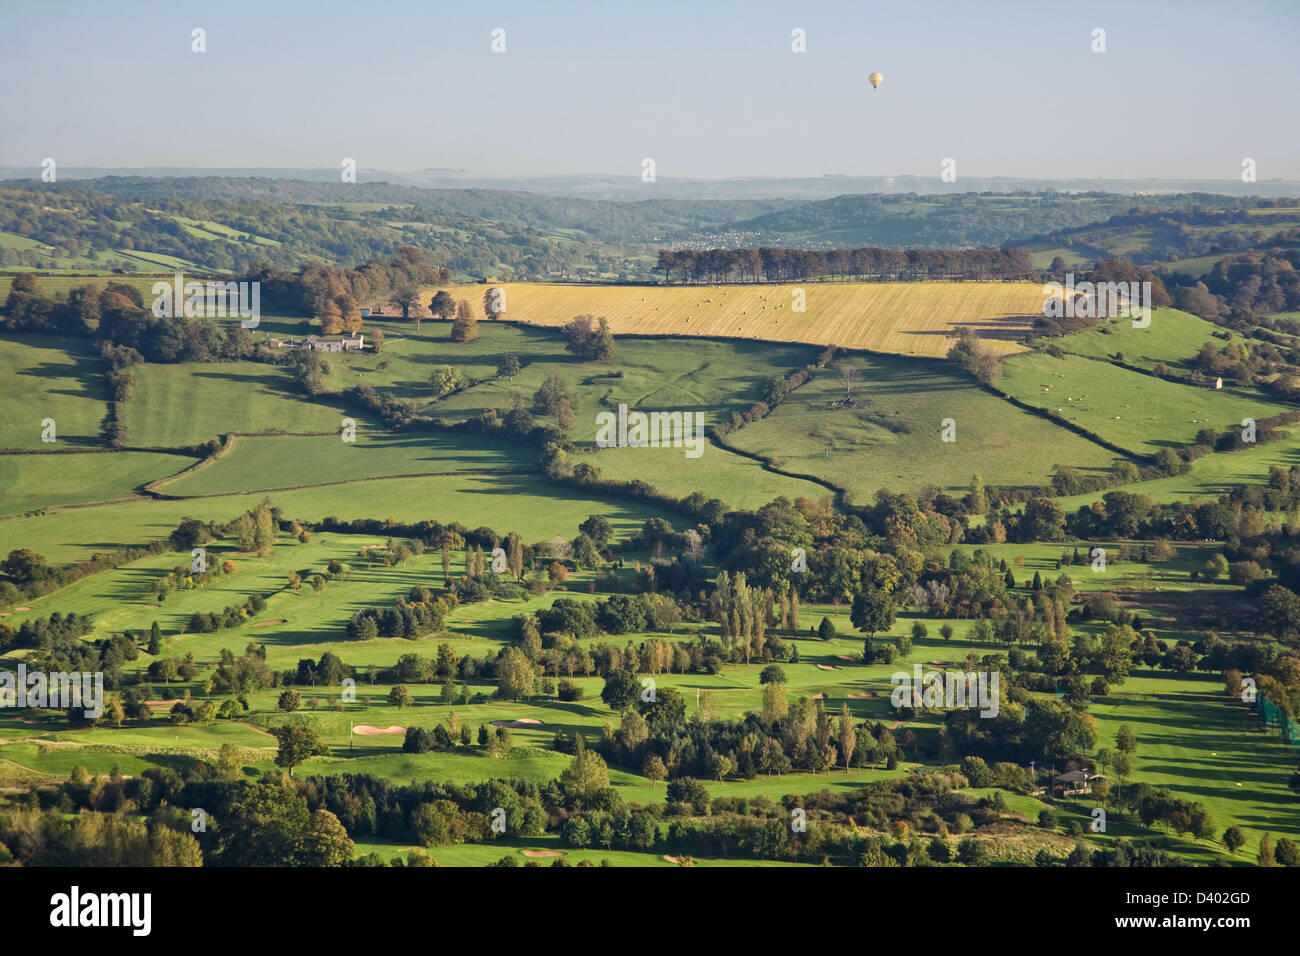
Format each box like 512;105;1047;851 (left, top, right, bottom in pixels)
868;72;883;89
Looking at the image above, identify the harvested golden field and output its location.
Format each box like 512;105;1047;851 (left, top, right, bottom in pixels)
424;281;1042;356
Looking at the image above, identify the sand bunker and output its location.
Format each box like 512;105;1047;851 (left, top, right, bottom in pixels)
14;607;30;612
492;718;544;728
816;664;841;671
836;654;854;661
848;692;871;699
811;692;826;700
353;725;406;735
521;849;565;858
664;855;696;866
253;619;286;627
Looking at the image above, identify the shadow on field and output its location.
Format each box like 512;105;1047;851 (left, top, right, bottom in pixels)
335;744;401;758
189;367;294;391
143;752;204;774
535;700;607;721
20;360;104;397
903;316;1037;342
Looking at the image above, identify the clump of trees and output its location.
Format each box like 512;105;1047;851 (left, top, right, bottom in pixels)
947;327;1001;385
562;315;616;361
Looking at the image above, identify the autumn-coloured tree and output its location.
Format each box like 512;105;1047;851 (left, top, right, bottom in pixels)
838;704;856;772
507;532;524;578
319;302;344;335
642;754;667;787
450;310;478;343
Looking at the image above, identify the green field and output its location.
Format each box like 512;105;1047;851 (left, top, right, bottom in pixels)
998;350;1284;456
1042;308;1225;374
1087;672;1299;859
0;273;178;303
123;359;373;448
726;351;1119;500
3;280;1299;868
0;471;677;566
955;539;1235;596
157;430;530;497
0;333;108;448
328;322;815;442
314;322;833;507
0;450;195;516
1049;428;1300;511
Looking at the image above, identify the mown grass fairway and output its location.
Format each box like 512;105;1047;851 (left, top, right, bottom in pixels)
419;281;1044;357
1087;671;1299;859
1;529;1292;864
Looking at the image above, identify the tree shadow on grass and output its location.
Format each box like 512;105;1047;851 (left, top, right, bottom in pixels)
142;751;205;774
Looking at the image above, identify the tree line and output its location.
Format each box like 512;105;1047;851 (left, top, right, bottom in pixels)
655;246;1036;284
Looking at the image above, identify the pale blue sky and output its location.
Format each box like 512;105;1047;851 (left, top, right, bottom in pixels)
1;0;1296;180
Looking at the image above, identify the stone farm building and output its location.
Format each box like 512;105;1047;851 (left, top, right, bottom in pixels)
268;332;365;353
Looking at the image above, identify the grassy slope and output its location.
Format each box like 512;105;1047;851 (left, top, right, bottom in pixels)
0;450;196;516
1043;430;1300;511
998;351;1284;456
122;359;373;448
0;473;676;566
342;322;832;508
1041;308;1224;373
157;431;531;496
728;352;1119;499
0;333;107;448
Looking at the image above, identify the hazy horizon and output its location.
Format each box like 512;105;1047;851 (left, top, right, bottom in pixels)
3;0;1297;182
